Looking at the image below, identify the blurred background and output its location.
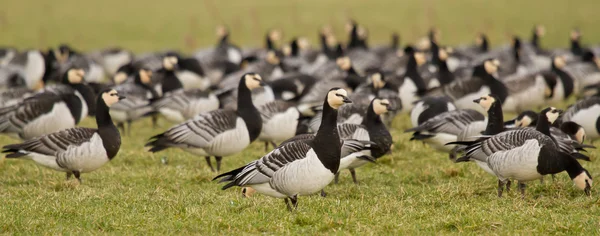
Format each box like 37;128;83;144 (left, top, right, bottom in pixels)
1;0;599;52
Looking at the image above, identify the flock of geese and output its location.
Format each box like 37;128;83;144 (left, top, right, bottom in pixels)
1;21;600;211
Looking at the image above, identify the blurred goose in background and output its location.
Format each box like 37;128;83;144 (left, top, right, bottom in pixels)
0;68;91;140
146;73;265;172
396;50;428;112
194;26;243;85
87;47;133;78
0;49;48;90
560;96;600;139
257;100;301;151
410;96;456;127
213;88;353;211
2;89;125;183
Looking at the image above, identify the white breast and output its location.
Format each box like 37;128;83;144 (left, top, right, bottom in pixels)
271;149;335;197
399;78;418;113
57;133;109;173
22;102;76;139
410;101;428;127
259;108;299;142
176;71;210;90
487;139;543;182
24;51;45;90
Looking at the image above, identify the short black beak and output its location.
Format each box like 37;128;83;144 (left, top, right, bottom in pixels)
455;156;470;163
473;98;482;104
259;81;267;86
556;109;563;114
119;95;126;100
357;155;377;164
342;96;352;103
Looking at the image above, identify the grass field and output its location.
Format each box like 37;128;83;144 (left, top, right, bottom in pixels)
1;0;600;234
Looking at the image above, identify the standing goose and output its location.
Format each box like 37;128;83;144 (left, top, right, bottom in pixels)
452;107;593;197
397;50;427;112
0;68;91;140
146;73;265;172
2;89;125;182
213;88;352;211
335;98;393;184
546;56;575;104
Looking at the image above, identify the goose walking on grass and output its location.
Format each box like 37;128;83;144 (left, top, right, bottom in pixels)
451;107;593;197
213;88;352;211
2;89;125;183
146;73;265;172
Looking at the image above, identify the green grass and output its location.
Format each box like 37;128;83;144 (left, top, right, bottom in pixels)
1;0;600;234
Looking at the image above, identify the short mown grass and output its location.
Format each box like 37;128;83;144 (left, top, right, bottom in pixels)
1;0;600;234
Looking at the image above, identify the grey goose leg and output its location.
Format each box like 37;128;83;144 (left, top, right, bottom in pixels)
506;180;512;193
320;189;327;198
151;114;158;128
205;156;215;172
497;180;506;197
264;142;269;152
215;156;223;172
334;172;340;184
539;176;545;184
270;141;277;149
349;168;358;184
518;182;526;198
66;172;73;180
551;174;556;182
285;198;293;212
117;122;125;134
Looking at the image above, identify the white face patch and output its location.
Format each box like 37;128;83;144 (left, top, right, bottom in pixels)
475;35;483;46
244;74;263;90
336;57;351;71
478;95;495;112
373;99;390;115
484;60;499;74
68;69;85;84
573;172;592;191
575;128;586;143
216;25;227;37
327;89;348;109
536;25;546;36
266;51;280;65
570;30;580;40
438;49;448;61
554;57;566;69
114;72;128;84
371;73;385;89
282;45;292;56
414;52;426;66
269;29;282;42
297;38;309;50
163;56;178;70
594;57;600;68
139;69;152;84
326;35;337;47
519;116;533;127
102;89;120;107
546;108;560;124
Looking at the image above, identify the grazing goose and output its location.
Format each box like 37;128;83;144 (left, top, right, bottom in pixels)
2;89;125;182
0;68;94;140
452;107;593;197
109;68;159;135
0;47;17;66
152;88;219;123
500;58;560;112
427;59;506;114
146;73;265;172
405;109;485;152
213;88;352;211
257;100;301;151
560;96;600;139
410;96;456;127
335;98;393;184
267;73;317;102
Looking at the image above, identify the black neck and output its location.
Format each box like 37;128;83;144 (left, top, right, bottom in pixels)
436;60;454;85
313;99;341;173
161;69;183;94
552;65;574;98
134;76;160;98
218;34;229;46
405;55;427;92
71;83;96;116
532;33;540;49
319;33;330;55
480;38;489;52
484;102;504;135
473;67;508;103
362;103;392;158
571;39;583;55
96;98;121;160
564;155;585;179
236;81;262;142
430;41;440;64
536;114;552;136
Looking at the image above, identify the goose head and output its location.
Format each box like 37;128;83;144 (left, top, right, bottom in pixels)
484;59;500;75
552;55;566;69
65;68;85;85
473;94;499;112
560;121;587;144
216;25;229;38
513;110;538;128
101;89;126;107
327;88;351;109
369;72;386;90
414;52;426;66
241;187;256;198
541;107;562;125
162;55;179;71
137;68;153;85
534;25;546;37
570;29;581;41
573;169;593;196
336;56;352;71
265;51;281;65
438;47;451;61
243;73;265;90
373;98;393;115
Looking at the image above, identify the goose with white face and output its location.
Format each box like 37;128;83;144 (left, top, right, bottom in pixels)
473;94;496;112
327;88;352;109
68;69;85;84
545;107;562;124
163;56;178;71
244;73;265;90
373;99;392;115
102;89;126;107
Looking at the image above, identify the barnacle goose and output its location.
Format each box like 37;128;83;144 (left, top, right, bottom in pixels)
0;49;47;90
335;98;393;184
152;89;219;123
213;88;353;211
0;68;92;140
500;58;560;112
146;73;265;172
396;50;428;112
405;109;485;152
452;107;593;197
2;89;125;182
109;68;159;135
